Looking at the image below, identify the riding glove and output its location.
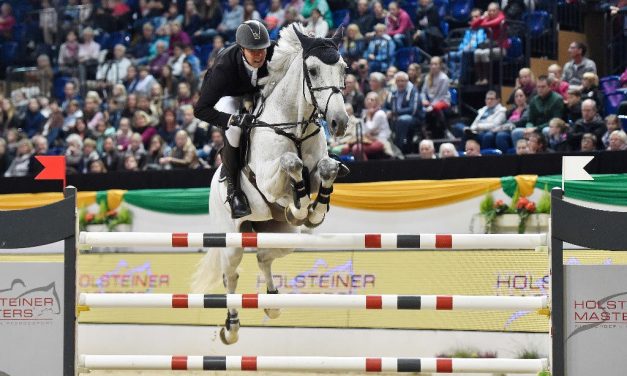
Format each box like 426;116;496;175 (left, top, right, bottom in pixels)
230;113;256;128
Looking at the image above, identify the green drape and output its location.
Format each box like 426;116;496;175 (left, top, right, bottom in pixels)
123;188;210;214
536;174;627;206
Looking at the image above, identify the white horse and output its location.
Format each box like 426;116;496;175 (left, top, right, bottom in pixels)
192;24;348;345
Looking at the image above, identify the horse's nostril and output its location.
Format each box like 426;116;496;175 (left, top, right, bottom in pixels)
331;120;337;130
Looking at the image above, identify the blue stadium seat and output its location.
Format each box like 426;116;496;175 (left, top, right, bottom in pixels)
450;0;473;22
110;31;131;48
53;76;74;101
480;148;503;155
601;76;621;96
449;87;458;107
332;9;350;28
506;37;523;59
440;20;449;37
196;44;214;69
434;0;449;18
95;32;112;50
256;0;270;18
604;91;626;115
394;47;422;71
523;11;550;38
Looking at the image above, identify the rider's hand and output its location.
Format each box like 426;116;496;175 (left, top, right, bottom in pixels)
230;113;256;128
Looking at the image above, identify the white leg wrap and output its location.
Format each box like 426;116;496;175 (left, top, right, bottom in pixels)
225;125;242;147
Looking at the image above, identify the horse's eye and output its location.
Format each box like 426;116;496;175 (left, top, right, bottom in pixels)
308;68;317;77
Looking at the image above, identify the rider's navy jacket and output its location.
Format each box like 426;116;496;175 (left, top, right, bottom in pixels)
194;42;276;129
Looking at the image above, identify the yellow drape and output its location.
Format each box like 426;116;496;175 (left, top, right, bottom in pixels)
0;192;97;210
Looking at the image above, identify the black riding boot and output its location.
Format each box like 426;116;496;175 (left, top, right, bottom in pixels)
221;139;251;219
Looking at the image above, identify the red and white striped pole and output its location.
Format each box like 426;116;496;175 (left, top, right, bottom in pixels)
79;355;549;373
79;232;546;250
79;293;548;311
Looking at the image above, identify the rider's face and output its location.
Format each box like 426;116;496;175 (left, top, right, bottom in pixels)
242;48;267;69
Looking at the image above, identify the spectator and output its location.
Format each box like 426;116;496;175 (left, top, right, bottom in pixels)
22;99;46;138
169;21;192;50
218;0;244;41
0;98;19;136
130;22;156;62
206;35;225;71
343;74;365;117
267;0;285;25
201;127;224;168
385;66;398;92
438;142;459;158
471;2;507;85
501;88;529;150
563;42;597;87
265;15;281;40
448;8;486;84
183;44;202;78
160;129;200;169
177;82;193;107
65;134;84;173
368;72;390;107
547;118;572;152
243;0;262;22
385;71;420;154
340;24;365;67
413;0;444;56
465;90;507;151
329;103;359;156
526;131;549;154
464;139;481;156
180;105;206;147
40;0;58;45
63;100;83;132
97;44;132;88
421;56;450;139
386;2;414;48
28;135;51;176
354;58;371;93
0;138;9;175
0;2;15;41
78;27;101;81
83;92;105;131
570;99;606;150
352;0;375;36
58;31;80;75
301;0;333;28
371;1;388;32
158;108;180;146
507;68;536;105
564;88;582;124
548;64;569;102
4;139;32;177
418;139;436;159
608;130;627;151
355;91;393;160
101;136;121;171
115;117;133;150
602;114;621;148
121;154;140;171
513;75;564;142
111;84;127;107
42;101;65;150
183;0;203;35
282;5;302;27
80;138;101;173
515;138;528;155
305;8;329;38
168;43;187;77
407;63;423;88
580;133;597;152
365;23;395;73
24;55;54;98
194;0;223;44
580;72;605;116
88;159;107;173
70;117;93;140
132;110;158;147
181;61;200;94
150;40;171;78
144;134;169;170
125;132;147;168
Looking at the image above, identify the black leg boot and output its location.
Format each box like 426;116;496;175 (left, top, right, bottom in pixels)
221;139;252;219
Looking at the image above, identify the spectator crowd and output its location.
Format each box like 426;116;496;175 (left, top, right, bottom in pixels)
0;0;625;177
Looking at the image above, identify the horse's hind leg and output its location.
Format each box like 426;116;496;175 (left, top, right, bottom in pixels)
306;157;339;228
280;152;310;225
219;247;244;345
257;250;282;319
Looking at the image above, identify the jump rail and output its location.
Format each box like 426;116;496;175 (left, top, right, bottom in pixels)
79;293;548;311
78;232;547;250
79;355;549;373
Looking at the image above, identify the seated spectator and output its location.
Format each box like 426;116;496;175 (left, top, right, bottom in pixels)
421;56;450;139
63;100;83;132
158;108;180;146
386;2;414;48
59;31;80;75
42;101;65;150
206;35;225;71
115;117;133;150
340;24;365;67
365;23;395;73
580;72;605;116
371;1;388;34
282;5;303;28
563;42;597;87
418;139;436;159
580;132;597;152
61;81;82;113
438;142;459;158
149;40;170;78
125;132;147;168
183;0;203;35
352;0;375;36
181;61;200;94
570;99;606;150
78;27;101;82
144;134;169;170
471;2;507;85
507;68;536;105
130;22;156;62
526;131;549;154
548;64;569;102
501;88;529;149
194;0;223;44
329;103;359;155
385;72;420;154
515;138;528;155
88;159;107;173
132;110;158;147
180;105;205;147
265;15;281;40
413;0;444;56
0;2;15;41
356;91;394;160
503;0;527;22
22;99;46;138
168;43;187;77
448;8;486;84
385;66;398;92
183;44;201;78
301;0;333;28
65;134;84;173
169;21;192;51
369;72;390;106
353;58;371;93
160;129;201;169
97;44;132;89
177;82;193;107
547;118;572;152
266;0;285;25
40;0;57;45
464;139;481;156
607;130;627;151
201;126;224;167
83;91;105;131
602;114;621;148
512;75;564;143
218;0;244;41
24;55;54;98
101;136;121;171
305;8;329;38
121;154;140;171
407;63;423;88
70;118;93;140
464;90;507;151
4;139;32;177
343;74;365;117
80;138;101;173
243;0;262;22
564;88;582;124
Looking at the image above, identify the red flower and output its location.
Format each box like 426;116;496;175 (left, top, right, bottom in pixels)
494;199;504;208
85;213;95;222
525;202;536;213
517;197;529;209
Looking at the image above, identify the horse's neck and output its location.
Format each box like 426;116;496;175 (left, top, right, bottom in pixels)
258;59;314;137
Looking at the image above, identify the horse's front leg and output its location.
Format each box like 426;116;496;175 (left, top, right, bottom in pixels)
219;247;243;345
280;152;310;225
305;157;339;228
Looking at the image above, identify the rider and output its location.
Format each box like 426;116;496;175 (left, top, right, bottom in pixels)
194;20;275;219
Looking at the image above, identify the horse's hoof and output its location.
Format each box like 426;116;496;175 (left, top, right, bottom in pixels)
219;327;239;345
264;308;281;319
285;206;306;226
304;216;324;229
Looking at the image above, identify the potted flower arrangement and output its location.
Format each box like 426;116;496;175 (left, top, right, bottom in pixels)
479;188;550;234
79;201;133;232
106;205;133;232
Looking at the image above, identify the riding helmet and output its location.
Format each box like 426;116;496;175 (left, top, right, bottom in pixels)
236;20;271;50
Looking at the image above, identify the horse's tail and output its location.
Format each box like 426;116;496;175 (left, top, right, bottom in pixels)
191;247;223;293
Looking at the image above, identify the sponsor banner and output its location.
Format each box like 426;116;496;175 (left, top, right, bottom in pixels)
0;262;64;376
565;265;627;376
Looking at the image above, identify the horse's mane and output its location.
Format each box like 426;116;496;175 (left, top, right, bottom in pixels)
260;23;304;98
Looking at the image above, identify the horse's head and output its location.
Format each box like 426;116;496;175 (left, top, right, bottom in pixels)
294;26;348;137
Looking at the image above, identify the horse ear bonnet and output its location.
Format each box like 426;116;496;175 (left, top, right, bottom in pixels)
293;25;344;65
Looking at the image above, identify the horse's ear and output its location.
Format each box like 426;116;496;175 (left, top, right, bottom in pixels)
293;24;314;51
331;26;344;48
